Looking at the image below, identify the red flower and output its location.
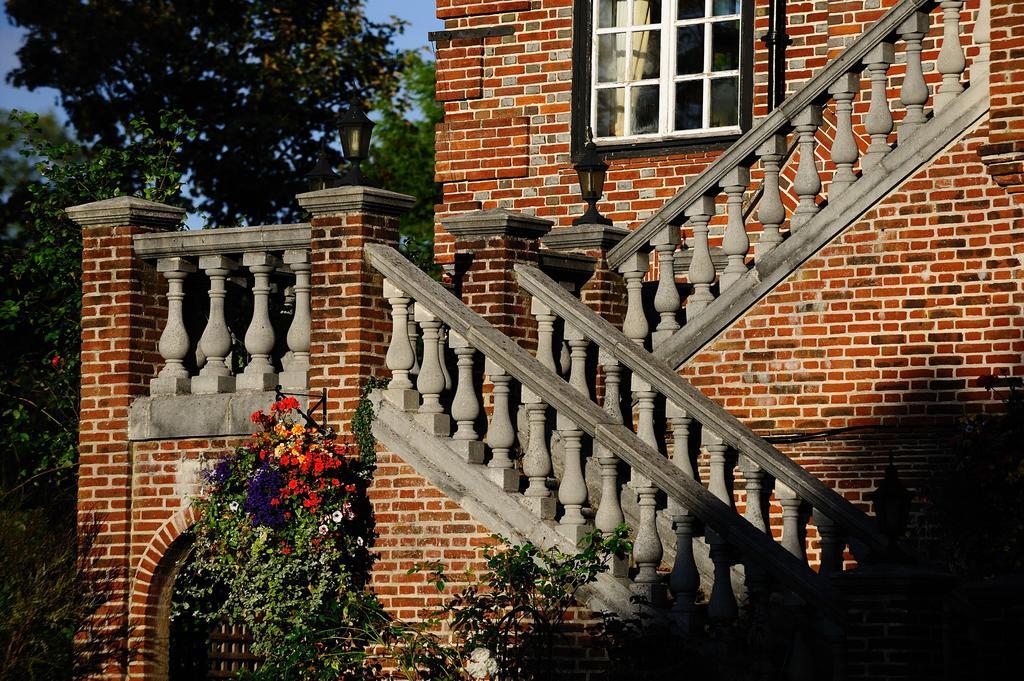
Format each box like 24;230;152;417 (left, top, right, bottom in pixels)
271;396;301;413
345;483;356;493
288;480;298;490
281;546;292;555
50;355;61;368
331;479;340;487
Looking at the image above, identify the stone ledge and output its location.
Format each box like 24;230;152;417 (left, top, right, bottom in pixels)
295;185;416;218
66;196;185;229
128;391;281;441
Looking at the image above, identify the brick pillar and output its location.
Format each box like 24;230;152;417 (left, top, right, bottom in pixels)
67;196;185;679
542;223;630;328
443;209;552;353
833;564;957;681
296;186;414;441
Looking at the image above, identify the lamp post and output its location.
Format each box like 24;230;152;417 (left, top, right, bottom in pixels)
337;98;375;186
304;140;340;191
869;455;912;556
572;140;612;226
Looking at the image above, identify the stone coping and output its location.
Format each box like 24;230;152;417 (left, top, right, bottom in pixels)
443;208;553;240
67;196;185;229
128;391;287;441
295;185;416;217
540;223;630;251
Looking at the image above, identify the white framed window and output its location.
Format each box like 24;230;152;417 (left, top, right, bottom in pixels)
591;0;744;143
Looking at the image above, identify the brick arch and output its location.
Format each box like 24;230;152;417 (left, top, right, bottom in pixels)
127;504;200;681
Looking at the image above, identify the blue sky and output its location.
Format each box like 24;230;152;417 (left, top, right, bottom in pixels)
0;1;442;123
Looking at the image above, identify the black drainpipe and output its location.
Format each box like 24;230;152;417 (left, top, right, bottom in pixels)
762;0;791;111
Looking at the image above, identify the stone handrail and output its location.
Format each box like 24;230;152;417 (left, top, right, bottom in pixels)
515;262;890;558
133;223;310;259
364;242;842;622
607;0;982;271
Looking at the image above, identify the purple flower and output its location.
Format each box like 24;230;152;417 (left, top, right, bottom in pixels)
206;456;236;487
244;463;286;529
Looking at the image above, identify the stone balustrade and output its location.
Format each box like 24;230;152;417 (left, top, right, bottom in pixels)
365;241;850;632
133;223;312;397
604;0;990;362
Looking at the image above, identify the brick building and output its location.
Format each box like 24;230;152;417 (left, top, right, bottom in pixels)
71;0;1022;678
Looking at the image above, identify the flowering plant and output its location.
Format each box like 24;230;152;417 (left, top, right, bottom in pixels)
173;396;380;679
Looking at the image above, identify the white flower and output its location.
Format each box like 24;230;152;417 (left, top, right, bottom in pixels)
228;501;239;512
331;510;344;523
318;524;329;536
356;536;365;547
467;648;498;679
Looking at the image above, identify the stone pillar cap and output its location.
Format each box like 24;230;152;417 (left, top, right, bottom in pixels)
541;223;630;251
443;208;553;240
296;185;416;218
65;195;185;229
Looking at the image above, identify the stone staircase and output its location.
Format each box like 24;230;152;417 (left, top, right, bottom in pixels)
359;0;990;672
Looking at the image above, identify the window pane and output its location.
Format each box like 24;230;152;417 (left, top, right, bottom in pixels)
675;25;703;75
597;88;626;136
633;0;662;25
712;0;740;15
598;0;629;28
674;80;703;130
677;0;704;19
712;20;739;71
630;30;661;80
710;77;739;127
631;85;660;134
598;33;627;83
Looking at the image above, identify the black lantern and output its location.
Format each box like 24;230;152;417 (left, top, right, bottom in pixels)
337;97;375;186
304;140;340;191
869;456;913;548
572;139;612;226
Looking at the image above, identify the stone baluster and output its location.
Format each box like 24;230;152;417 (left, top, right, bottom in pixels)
974;0;991;81
935;0;966;111
484;359;518;491
522;392;555;519
815;510;845;576
618;252;650;346
667;403;699;630
192;255;239;394
522;299;556;519
899;13;931;143
652;226;681;337
237;252;279;391
862;43;896;172
594;351;625;539
685;196;717;318
533;299;559;371
450;331;485;464
790;106;823;232
739;455;771;595
777;482;807;562
150;257;196;395
558;324;591;538
415;307;451;436
755;134;787;259
829;73;861;194
720;167;750;291
705;431;738;623
632;361;664;604
280;250;311;392
407;302;420;377
383;279;416;410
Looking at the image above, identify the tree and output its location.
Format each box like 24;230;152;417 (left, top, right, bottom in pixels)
0;109;192;505
365;51;443;274
6;0;407;225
